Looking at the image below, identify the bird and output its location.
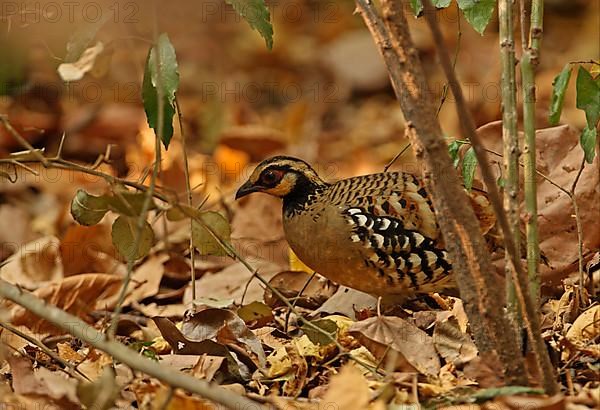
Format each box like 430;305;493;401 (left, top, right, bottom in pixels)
235;156;495;300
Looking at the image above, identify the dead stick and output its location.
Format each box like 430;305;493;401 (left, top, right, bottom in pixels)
421;0;558;394
0;278;263;410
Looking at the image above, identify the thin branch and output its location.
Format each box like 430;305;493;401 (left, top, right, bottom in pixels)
498;0;521;323
0;321;90;381
0;156;171;203
520;0;542;302
421;0;557;394
175;97;197;302
437;1;462;116
0;115;48;166
570;157;587;304
0;278;263;409
355;0;527;384
383;142;411;172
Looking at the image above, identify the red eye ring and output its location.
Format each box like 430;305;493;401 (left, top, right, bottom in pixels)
261;169;282;185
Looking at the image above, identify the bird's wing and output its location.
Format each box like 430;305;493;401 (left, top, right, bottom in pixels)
327;172;439;239
342;206;452;291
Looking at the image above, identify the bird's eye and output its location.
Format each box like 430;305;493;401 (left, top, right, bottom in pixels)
261;169;282;185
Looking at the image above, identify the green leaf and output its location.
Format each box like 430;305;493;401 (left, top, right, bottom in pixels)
64;16;110;63
462;146;478;190
548;64;572;125
301;319;338;346
448;140;462;167
107;192;156;217
576;66;600;129
191;211;231;257
434;0;453;7
457;0;496;34
409;0;452;16
70;189;109;226
225;0;273;50
142;33;179;149
580;126;597;164
409;0;424;15
111;215;154;261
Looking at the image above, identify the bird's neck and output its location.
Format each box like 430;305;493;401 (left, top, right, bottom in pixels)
282;174;328;217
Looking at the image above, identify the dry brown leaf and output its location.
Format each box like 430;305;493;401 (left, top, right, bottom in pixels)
10;273;122;334
153;386;216;410
158;354;216;376
219;124;286;160
0;203;31;261
152;317;248;380
57;342;84;363
282;344;309;398
8;354;80;409
184;259;281;304
264;270;336;309
499;394;565;410
563;305;600;361
121;254;166;307
433;312;478;367
136;303;187;318
192;354;226;381
321;364;385;410
77;366;120;410
76;349;114;381
349;315;441;377
314;286;378;320
181;308;266;367
59;224;117;276
0;236;63;289
231;193;290;267
463;353;506;388
476;122;600;279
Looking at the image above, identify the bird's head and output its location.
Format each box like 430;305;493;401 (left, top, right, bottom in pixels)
235;156;326;200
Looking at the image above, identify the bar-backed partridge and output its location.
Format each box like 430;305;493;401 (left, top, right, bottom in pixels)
235;156;494;299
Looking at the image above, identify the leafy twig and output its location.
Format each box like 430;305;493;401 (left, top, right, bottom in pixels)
108;10;164;338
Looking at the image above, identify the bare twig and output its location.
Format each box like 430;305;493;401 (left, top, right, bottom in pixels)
0;278;263;409
0;321;90;381
421;0;557;393
0;115;48;166
175;97;197;302
570;157;587;304
355;0;527;383
498;0;522;323
520;0;543;301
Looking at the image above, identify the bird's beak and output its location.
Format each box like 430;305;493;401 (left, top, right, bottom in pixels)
235;180;261;199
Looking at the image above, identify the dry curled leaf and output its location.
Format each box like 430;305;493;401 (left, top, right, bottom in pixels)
10;273;122;334
264;270;337;309
181;308;266;367
8;355;80;409
433;312;478;367
0;236;63;289
349;315;441;377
